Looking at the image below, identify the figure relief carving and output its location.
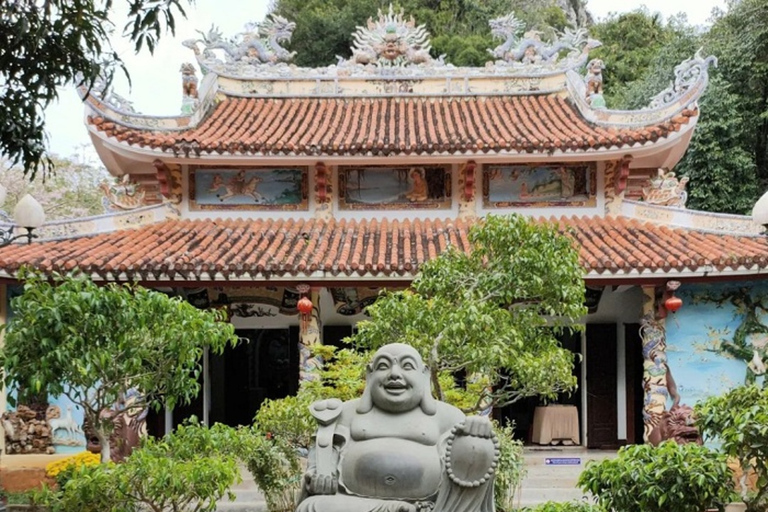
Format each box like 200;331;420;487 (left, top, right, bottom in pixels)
297;343;498;512
344;5;439;68
101;175;147;211
641;168;689;208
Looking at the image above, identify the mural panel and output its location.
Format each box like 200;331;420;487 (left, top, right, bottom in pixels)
664;282;768;408
483;164;596;207
338;165;451;210
190;167;308;210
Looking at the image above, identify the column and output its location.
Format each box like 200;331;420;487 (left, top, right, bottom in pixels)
299;288;322;382
640;285;668;442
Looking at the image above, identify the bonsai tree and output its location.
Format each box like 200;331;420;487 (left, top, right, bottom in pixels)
351;214;586;412
0;270;238;462
696;385;768;511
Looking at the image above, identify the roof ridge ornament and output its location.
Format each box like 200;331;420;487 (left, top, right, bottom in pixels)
81;73;137;114
183;13;296;74
488;14;601;70
340;4;440;68
646;49;718;110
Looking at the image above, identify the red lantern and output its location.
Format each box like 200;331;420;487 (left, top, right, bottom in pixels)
298;296;313;332
665;294;683;313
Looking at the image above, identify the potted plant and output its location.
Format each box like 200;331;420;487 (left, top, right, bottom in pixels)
578;441;733;512
696;385;768;512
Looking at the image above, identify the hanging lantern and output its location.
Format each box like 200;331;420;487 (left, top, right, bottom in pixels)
298;295;313;333
664;293;683;313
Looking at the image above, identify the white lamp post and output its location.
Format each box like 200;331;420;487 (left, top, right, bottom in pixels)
0;184;46;246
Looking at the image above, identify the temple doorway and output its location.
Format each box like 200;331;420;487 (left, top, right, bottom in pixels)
209;327;300;426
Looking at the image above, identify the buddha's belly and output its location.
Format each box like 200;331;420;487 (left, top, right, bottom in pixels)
339;438;442;500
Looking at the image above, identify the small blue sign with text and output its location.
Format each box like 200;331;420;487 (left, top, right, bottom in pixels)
545;458;582;465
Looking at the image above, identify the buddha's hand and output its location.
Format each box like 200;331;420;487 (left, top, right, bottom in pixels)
304;471;338;495
371;501;418;512
456;415;494;438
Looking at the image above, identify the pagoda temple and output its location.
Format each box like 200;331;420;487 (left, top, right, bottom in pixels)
1;7;765;452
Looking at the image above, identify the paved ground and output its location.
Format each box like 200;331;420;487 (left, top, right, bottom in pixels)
215;447;616;511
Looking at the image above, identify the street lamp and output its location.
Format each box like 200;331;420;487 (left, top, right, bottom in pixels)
0;184;46;247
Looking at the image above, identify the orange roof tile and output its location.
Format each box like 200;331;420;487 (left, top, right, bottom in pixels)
0;216;765;282
88;95;694;157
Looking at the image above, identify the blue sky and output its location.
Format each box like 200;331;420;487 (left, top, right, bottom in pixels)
44;0;727;161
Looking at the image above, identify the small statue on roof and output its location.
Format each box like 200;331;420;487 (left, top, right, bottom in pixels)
584;58;606;109
180;63;199;115
344;5;437;67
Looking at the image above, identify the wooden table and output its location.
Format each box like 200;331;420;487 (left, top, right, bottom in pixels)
531;405;580;445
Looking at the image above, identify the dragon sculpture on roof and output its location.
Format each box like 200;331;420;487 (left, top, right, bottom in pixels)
183;13;296;71
488;13;601;69
342;4;439;67
647;49;718;109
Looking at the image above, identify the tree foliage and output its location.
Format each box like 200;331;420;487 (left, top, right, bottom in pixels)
1;155;109;220
0;0;189;179
34;421;242;512
0;270;238;462
351;214;586;412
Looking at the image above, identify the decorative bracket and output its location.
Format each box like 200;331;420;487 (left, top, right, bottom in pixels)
153;160;182;204
314;162;331;205
614;155;633;195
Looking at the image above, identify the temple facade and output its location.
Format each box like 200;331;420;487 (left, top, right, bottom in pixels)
1;7;766;454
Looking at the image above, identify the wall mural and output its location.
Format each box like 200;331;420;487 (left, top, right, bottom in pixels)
339;165;451;209
664;282;768;412
190;167;308;210
483;164;596;207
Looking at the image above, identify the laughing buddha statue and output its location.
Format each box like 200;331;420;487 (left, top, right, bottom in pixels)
296;343;499;512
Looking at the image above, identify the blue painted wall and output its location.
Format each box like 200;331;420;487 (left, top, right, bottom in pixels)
665;281;768;407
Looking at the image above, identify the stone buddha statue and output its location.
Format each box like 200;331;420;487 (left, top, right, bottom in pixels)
297;343;498;512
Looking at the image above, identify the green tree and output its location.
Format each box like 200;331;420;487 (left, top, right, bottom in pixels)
351;214;586;412
704;0;768;191
696;385;768;512
0;270;238;463
676;76;761;214
0;0;190;179
1;154;109;220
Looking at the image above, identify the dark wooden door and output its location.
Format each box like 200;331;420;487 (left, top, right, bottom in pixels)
586;324;619;448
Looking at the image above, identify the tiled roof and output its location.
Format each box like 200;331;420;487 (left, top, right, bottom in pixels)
88;95;696;157
0;216;765;281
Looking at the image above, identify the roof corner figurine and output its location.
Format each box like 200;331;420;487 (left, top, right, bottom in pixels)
297;343;498;512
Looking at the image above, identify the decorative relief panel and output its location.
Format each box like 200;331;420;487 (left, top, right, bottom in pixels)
338;165;451;210
483;163;596;207
189;167;309;210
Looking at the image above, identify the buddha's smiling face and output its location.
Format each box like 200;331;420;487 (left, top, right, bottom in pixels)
368;344;428;413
